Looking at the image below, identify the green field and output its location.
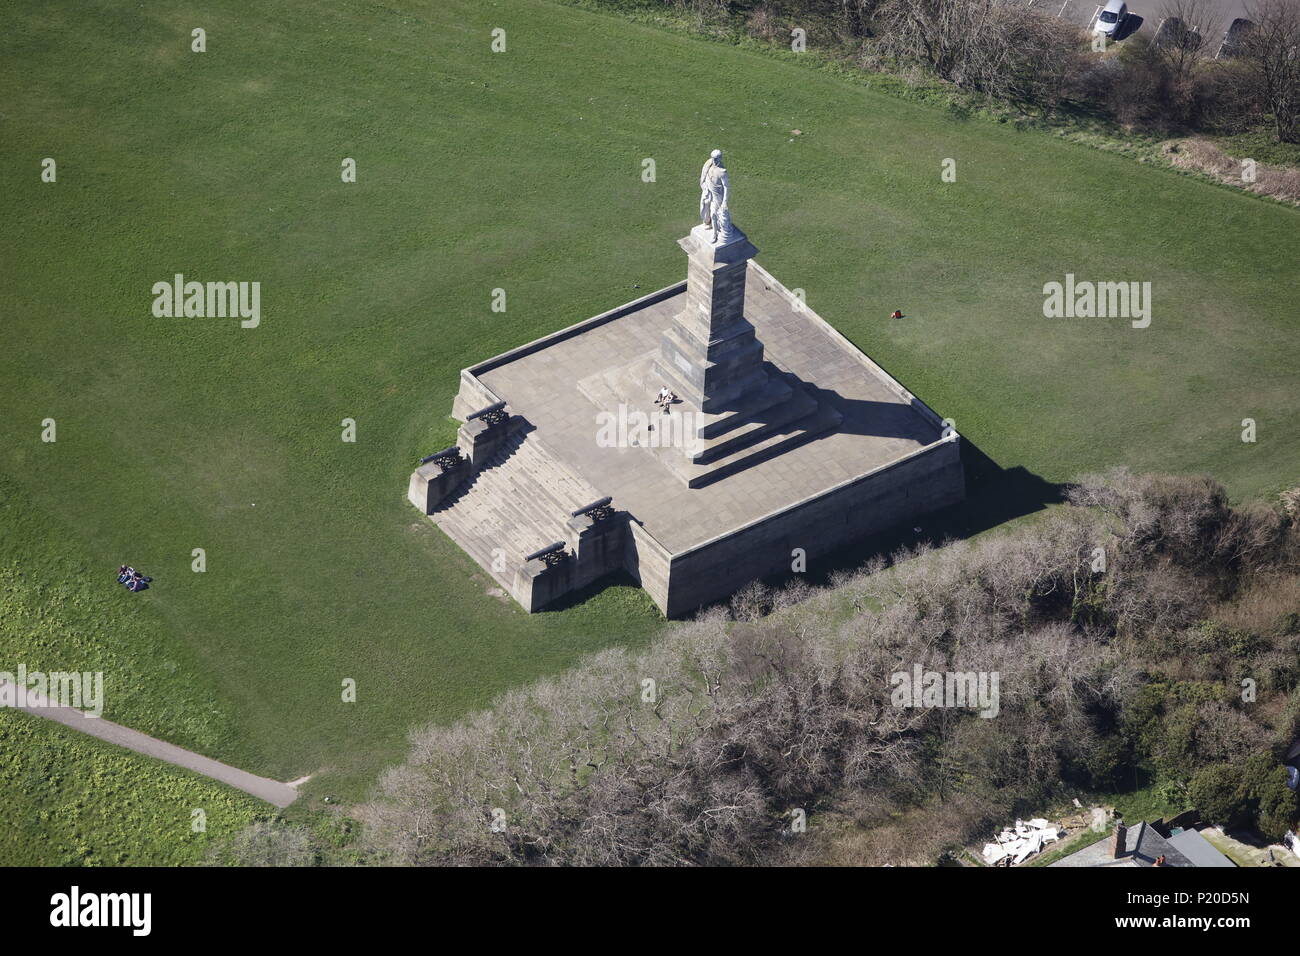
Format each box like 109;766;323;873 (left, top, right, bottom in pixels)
0;709;262;866
2;0;1297;854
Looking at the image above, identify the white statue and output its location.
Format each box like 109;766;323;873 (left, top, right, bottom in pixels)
698;149;735;245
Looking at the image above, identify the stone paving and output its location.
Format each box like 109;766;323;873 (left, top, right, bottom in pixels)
475;262;944;554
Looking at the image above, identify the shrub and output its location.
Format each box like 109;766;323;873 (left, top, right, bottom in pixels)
1189;763;1250;827
1254;775;1299;842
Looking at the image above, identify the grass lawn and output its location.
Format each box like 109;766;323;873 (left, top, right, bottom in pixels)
1104;775;1193;825
0;709;263;866
1;0;1297;855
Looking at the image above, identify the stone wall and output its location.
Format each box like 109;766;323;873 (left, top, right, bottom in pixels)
565;512;628;590
625;520;673;614
451;370;500;423
407;456;470;514
656;437;964;618
511;516;631;612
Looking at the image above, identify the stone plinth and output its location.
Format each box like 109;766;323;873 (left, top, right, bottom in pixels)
565;512;626;586
408;456;471;514
644;223;841;485
420;224;966;617
459;413;514;469
651;225;767;412
514;556;573;612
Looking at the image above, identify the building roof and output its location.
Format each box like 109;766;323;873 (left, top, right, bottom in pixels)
1050;821;1221;867
1127;821;1195;867
1167;829;1236;868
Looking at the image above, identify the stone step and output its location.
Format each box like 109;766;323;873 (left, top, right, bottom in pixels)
450;484;558;558
649;396;844;489
688;381;818;463
431;429;602;586
688;376;794;439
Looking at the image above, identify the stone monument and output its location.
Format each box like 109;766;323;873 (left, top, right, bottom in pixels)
410;149;965;616
645;149;841;487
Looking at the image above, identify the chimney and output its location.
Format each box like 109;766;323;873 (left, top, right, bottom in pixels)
1111;822;1127;859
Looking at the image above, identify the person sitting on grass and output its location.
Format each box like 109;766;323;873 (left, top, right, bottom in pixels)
119;566;152;591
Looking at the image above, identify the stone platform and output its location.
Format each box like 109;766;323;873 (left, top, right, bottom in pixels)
575;350;841;488
416;235;965;617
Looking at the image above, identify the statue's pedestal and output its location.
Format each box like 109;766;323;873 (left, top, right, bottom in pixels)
601;222;843;487
652;225;764;413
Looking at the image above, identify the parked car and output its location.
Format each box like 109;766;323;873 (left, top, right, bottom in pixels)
1095;0;1127;36
1153;16;1200;50
1218;18;1254;58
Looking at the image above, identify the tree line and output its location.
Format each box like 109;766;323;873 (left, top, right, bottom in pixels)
663;0;1300;144
217;468;1300;865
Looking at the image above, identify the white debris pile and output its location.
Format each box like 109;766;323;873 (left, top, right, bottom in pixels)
982;818;1061;866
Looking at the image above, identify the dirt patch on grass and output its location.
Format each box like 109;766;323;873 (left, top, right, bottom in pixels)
1164;138;1300;205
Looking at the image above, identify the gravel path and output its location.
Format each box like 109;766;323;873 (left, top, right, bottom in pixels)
1;680;299;808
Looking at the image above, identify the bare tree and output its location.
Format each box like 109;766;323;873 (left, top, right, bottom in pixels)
878;0;1085;103
1154;0;1220;79
323;467;1295;867
878;0;1010;87
839;0;885;36
1241;0;1300;142
210;821;318;866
